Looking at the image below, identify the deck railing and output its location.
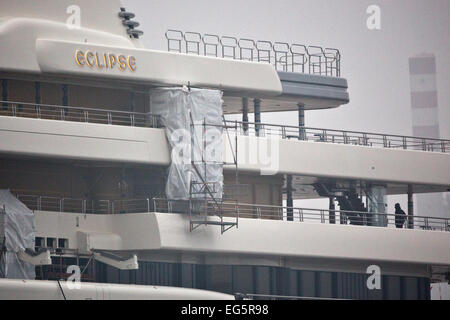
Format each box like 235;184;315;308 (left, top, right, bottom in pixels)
0;100;161;128
165;30;341;77
0;100;448;153
152;198;449;232
16;194;152;215
225;120;450;153
15;194;450;232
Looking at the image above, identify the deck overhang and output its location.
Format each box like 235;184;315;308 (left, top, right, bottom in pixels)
0;17;349;112
34;210;450;277
0;116;448;196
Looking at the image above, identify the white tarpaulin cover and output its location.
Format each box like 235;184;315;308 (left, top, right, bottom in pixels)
0;190;36;279
150;87;223;200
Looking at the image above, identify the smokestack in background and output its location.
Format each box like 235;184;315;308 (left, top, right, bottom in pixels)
409;53;449;219
409;53;440;138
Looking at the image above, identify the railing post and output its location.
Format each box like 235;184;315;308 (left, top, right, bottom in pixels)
254;99;261;137
320;210;325;223
12;104;16;117
445;219;449;232
82;199;86;214
60;198;63;212
286;175;293;221
441;141;445;153
84;110;89;122
147;198;150;212
402;137;407;149
343;132;348;144
37;196;41;211
107;112;112;124
383;135;388;148
281;126;286;139
422;138;427;151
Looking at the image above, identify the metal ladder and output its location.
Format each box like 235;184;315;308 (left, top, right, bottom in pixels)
188;117;239;234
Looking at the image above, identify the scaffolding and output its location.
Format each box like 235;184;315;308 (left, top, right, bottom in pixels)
188;116;239;234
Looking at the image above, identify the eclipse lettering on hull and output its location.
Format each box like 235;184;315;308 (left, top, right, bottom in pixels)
75;50;136;72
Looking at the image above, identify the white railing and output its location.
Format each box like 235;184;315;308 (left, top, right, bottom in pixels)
226;120;449;153
165;30;341;77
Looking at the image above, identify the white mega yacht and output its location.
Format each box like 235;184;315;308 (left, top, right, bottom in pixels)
0;0;448;300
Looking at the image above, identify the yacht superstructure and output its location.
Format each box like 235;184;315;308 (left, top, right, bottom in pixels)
0;0;449;300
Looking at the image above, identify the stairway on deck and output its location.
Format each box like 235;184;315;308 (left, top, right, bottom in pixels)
314;183;368;226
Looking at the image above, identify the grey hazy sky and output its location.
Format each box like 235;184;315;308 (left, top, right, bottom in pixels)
124;0;450;138
123;0;449;213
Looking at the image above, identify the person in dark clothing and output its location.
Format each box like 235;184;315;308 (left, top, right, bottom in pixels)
394;203;406;228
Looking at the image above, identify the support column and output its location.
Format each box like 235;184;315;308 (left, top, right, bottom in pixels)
62;84;68;117
1;79;7;110
329;197;336;224
286;175;293;221
254;98;261;137
242;97;249;135
62;84;68;106
35;82;41;105
367;185;387;227
130;90;135;112
407;185;414;229
298;103;305;140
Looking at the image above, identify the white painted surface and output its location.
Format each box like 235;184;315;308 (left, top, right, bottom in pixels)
0;116;170;164
34;211;450;269
411;107;439;127
430;282;450;300
0;16;282;97
0;279;234;300
1;116;449;187
410;74;437;92
36;39;282;97
0;18;135;73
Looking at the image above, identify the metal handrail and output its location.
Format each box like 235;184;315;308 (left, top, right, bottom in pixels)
202;34;220;57
1;99;447;152
225;120;450;153
0;100;161;128
151;198;450;232
184;31;202;55
165;29;342;77
16;194;449;231
165;29;184;53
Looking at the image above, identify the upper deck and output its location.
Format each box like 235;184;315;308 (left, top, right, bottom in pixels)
0;100;448;197
0;1;349;112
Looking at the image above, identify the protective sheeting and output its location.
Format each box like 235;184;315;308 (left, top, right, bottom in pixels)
190;89;224;199
0;190;36;279
150;87;223;200
368;185;388;227
151;88;191;200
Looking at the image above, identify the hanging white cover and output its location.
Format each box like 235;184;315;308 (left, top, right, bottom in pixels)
0;190;36;279
150;87;223;200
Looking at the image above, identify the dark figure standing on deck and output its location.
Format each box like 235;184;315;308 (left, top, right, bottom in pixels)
394;203;406;228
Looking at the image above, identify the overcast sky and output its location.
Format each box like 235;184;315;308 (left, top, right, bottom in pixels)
124;0;449;137
123;0;449;214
